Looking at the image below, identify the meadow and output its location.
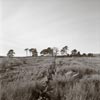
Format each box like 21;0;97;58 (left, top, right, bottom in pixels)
0;56;100;100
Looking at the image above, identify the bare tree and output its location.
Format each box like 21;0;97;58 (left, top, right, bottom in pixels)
29;48;32;56
24;48;29;56
53;47;59;57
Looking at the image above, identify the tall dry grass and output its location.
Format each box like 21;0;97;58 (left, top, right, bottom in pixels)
1;77;100;100
0;57;100;100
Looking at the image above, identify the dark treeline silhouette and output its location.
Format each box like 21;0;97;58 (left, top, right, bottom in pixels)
6;46;94;57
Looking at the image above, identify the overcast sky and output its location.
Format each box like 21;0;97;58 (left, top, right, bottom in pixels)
0;0;100;56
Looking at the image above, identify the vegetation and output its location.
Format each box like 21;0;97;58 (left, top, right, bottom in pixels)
0;45;97;100
40;47;53;56
24;48;29;56
71;49;78;56
60;46;68;56
29;48;38;57
7;49;15;58
52;47;59;57
5;46;94;57
0;56;100;100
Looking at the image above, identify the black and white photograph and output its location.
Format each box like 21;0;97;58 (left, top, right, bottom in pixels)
0;0;100;100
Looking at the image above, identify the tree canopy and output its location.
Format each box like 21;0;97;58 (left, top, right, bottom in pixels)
7;49;15;58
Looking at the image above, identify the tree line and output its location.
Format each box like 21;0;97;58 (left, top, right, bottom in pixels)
7;46;93;58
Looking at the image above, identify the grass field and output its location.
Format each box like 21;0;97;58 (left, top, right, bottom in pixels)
0;56;100;100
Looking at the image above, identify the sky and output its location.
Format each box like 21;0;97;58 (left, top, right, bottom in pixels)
0;0;100;56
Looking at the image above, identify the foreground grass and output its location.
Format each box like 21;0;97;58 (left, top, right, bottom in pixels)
1;78;100;100
0;56;100;100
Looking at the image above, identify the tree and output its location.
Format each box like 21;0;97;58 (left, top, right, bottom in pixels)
7;49;15;58
29;48;32;56
82;53;87;57
24;48;29;56
88;53;93;57
77;51;81;56
71;49;78;56
53;47;59;57
47;47;53;56
40;47;53;56
60;46;68;55
32;48;38;57
40;49;48;56
29;48;38;57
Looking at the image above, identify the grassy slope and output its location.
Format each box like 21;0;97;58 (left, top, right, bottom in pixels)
0;56;100;100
